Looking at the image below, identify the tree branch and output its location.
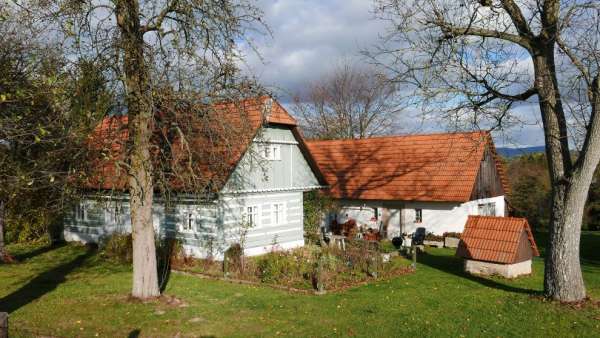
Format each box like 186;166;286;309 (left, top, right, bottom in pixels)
141;0;179;34
499;0;534;39
432;14;533;51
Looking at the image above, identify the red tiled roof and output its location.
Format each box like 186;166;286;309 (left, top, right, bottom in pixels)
84;96;304;192
456;216;539;264
306;131;506;202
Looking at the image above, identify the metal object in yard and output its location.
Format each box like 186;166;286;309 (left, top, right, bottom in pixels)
412;227;426;246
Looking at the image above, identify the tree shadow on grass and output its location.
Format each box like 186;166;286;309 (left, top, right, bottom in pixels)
0;245;96;313
417;250;541;296
12;241;66;262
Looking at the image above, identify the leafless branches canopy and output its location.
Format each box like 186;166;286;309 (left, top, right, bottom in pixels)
6;0;267;298
294;62;402;140
371;0;600;302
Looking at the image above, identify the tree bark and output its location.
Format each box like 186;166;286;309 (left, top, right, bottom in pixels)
533;45;588;302
0;200;7;261
116;0;160;299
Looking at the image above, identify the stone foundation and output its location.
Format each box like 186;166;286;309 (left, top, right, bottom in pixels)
464;259;532;278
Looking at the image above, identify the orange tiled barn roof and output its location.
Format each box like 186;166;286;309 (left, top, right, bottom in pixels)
83;96;314;192
306;131;507;202
457;216;539;264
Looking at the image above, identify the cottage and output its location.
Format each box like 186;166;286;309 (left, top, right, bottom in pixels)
63;97;326;259
306;132;508;239
456;215;539;278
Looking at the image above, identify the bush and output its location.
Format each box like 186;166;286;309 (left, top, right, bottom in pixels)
224;243;244;275
443;232;461;239
424;233;444;241
378;239;398;253
101;233;132;263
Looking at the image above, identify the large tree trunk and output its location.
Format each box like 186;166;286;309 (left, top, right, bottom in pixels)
0;200;7;261
116;0;160;299
533;46;588;301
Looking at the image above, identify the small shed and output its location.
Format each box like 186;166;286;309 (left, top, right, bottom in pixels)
456;216;539;278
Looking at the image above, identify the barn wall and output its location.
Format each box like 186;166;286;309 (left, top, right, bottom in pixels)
327;195;505;236
471;147;505;200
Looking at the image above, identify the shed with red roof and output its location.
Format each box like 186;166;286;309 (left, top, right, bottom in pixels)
456;215;539;278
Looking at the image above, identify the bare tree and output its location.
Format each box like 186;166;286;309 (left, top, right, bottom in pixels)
9;1;266;298
294;62;402;139
369;0;600;302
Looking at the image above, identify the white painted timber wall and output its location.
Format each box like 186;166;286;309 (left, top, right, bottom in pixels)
330;195;505;237
64;191;306;260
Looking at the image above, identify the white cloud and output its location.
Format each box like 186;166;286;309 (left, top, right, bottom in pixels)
242;0;546;147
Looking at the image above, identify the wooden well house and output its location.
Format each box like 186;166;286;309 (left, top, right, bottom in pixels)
456;216;539;278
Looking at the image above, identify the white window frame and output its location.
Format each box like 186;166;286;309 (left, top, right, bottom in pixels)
243;205;260;227
262;144;281;161
108;204;123;224
415;209;423;223
478;202;496;216
75;203;87;221
273;202;286;225
180;210;196;233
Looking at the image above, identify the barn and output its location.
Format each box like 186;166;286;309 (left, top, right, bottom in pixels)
306;131;508;239
456;215;539;278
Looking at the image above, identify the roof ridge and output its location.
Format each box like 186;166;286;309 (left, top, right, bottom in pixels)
306;130;489;144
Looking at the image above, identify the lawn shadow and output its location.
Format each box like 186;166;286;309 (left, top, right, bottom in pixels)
0;245;96;313
13;242;66;262
417;250;541;296
128;329;141;338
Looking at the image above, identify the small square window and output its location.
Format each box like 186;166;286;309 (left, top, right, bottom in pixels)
273;203;285;225
478;202;496;216
75;204;87;221
262;144;281;161
415;209;423;223
181;212;195;232
244;206;259;227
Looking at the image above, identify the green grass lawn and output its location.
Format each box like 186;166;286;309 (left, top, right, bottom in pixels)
2;233;600;337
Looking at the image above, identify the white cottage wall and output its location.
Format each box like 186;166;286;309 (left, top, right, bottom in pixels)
327;195;505;237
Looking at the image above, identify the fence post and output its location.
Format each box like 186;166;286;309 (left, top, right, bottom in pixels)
411;244;417;269
0;312;7;338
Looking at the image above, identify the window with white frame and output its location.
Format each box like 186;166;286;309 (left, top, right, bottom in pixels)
273;202;285;225
478;202;496;216
415;209;423;223
243;205;260;227
108;204;123;224
75;203;87;221
262;144;281;161
181;211;195;232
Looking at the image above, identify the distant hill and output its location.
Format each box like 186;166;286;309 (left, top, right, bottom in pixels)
496;146;545;158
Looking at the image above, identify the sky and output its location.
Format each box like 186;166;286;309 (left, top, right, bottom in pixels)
240;0;546;148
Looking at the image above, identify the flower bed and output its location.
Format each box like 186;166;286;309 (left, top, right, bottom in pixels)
173;241;413;293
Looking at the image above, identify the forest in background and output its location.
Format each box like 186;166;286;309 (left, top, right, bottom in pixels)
507;152;600;231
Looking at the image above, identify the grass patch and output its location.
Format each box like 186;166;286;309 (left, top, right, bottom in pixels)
1;233;600;337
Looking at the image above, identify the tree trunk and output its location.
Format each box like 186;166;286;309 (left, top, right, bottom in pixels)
533;46;588;301
0;200;7;261
116;0;160;299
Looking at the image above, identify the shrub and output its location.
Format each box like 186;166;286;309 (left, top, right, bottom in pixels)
443;232;461;239
378;239;398;253
101;233;132;263
424;233;444;241
224;243;244;275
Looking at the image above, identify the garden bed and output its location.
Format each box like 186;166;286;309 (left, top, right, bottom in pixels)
172;241;414;294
